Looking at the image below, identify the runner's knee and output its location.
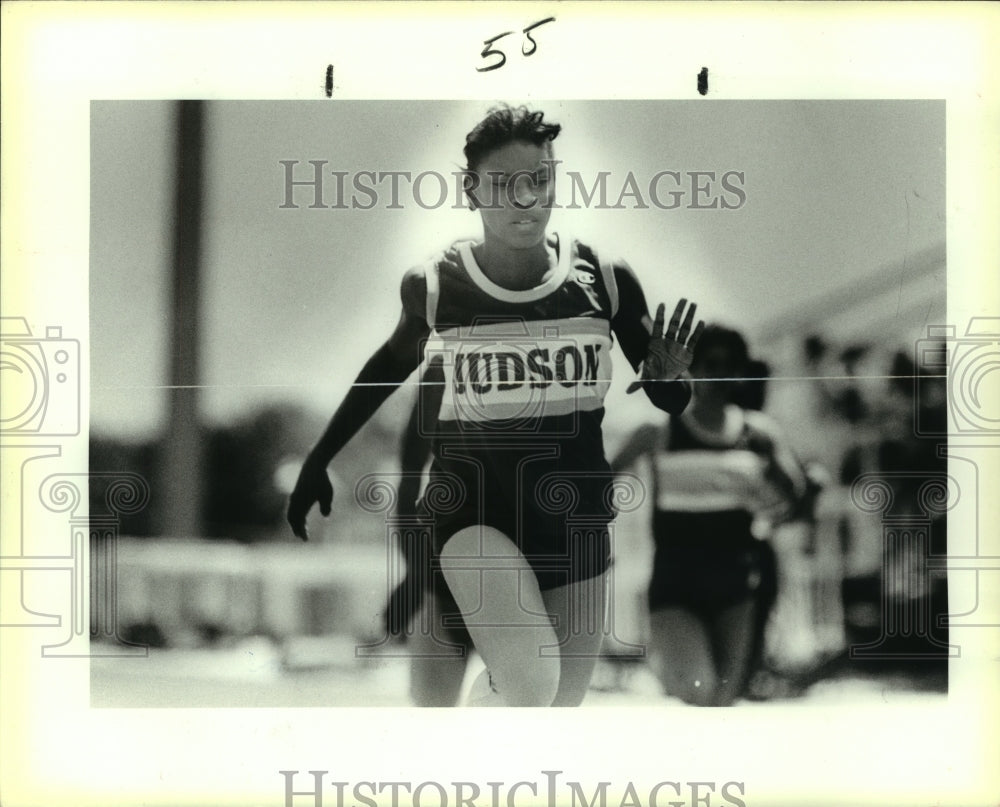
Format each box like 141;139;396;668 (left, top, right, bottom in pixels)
492;655;560;706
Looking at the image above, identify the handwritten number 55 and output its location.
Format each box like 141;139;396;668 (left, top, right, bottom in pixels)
476;18;555;72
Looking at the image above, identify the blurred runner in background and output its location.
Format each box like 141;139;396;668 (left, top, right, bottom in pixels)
613;325;809;706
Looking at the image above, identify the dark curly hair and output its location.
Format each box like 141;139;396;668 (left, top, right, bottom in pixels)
692;324;750;373
463;104;561;172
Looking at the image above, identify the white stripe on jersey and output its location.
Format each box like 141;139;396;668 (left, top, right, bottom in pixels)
426;317;613;423
653;450;788;513
457;238;572;303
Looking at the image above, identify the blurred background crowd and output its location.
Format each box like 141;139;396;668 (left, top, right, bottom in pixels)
89;324;951;704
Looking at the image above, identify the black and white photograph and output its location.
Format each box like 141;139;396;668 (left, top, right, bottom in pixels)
86;98;952;711
2;4;998;807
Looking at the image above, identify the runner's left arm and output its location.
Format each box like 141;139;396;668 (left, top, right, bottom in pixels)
611;261;702;414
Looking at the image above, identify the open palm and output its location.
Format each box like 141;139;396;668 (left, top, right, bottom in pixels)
627;298;704;393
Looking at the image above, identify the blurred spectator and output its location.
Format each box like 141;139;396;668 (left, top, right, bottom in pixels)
808;336;949;681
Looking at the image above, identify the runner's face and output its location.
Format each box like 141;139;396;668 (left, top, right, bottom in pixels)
469;141;555;249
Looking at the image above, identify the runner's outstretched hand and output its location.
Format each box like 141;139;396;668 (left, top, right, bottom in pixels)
287;456;334;541
627;299;704;394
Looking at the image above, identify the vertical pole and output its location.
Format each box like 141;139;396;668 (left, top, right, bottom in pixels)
159;100;205;538
849;475;954;660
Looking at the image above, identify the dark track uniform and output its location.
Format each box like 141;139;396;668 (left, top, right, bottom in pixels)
413;233;619;592
647;406;795;613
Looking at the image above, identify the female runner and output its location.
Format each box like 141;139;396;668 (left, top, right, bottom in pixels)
288;104;703;706
612;325;807;706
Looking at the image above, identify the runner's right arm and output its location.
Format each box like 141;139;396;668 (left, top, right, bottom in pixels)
287;268;430;540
